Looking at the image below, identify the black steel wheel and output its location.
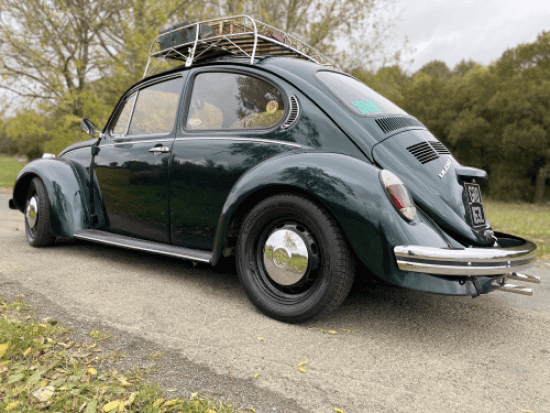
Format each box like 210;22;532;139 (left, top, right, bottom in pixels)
24;177;55;247
236;194;355;323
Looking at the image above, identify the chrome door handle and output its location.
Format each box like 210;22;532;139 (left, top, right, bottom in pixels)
149;146;170;154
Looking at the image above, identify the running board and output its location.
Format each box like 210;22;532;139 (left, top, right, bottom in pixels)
73;229;212;263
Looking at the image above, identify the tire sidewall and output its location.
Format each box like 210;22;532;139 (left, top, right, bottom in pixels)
237;195;347;322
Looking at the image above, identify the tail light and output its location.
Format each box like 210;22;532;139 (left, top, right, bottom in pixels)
379;170;417;222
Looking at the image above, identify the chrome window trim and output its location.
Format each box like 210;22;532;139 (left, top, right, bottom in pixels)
109;74;185;140
174;137;301;148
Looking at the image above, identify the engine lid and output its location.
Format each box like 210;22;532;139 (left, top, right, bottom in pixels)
372;129;493;246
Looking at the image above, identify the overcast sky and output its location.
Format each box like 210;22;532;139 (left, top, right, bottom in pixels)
389;0;550;73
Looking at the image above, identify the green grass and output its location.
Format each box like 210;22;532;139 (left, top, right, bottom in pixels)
0;156;25;188
485;200;550;259
0;297;240;413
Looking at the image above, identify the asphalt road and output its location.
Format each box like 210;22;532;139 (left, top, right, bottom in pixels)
1;190;550;413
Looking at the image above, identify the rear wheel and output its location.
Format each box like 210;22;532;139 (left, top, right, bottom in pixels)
25;177;54;247
236;194;355;323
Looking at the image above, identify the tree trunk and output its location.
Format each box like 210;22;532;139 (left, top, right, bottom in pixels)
533;163;550;204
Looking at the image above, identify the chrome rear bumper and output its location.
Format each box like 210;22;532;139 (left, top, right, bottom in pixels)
394;238;537;276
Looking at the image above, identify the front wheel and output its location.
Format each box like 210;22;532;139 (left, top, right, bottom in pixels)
236;194;355;323
25;177;55;247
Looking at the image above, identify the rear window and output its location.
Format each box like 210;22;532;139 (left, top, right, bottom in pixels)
315;71;407;117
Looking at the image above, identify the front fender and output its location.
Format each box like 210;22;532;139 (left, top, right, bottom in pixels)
213;151;456;280
12;158;90;238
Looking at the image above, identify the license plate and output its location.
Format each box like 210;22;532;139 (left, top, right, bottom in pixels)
464;183;486;228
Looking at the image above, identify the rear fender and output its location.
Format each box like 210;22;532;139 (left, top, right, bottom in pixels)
12;158;91;238
212;151;455;279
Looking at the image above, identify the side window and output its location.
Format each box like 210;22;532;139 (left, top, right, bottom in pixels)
111;77;184;137
112;94;136;135
185;72;285;130
129;77;184;135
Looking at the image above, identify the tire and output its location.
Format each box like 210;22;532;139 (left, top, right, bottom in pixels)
236;194;355;323
24;177;55;247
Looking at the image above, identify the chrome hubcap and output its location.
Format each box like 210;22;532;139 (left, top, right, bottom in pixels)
263;228;309;286
26;196;38;228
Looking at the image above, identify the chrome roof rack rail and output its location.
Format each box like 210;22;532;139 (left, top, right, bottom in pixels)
143;15;339;78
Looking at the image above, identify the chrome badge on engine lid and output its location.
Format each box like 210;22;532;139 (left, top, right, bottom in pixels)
464;183;486;228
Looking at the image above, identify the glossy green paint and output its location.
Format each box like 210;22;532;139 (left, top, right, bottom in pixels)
11;158;91;238
372;130;493;246
211;150;484;294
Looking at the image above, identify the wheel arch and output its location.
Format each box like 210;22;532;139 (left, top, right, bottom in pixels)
211;152;389;277
12;159;91;238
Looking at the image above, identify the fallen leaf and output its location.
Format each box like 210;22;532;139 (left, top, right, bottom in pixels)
124;393;137;406
244;408;256;412
85;400;97;413
518;410;535;413
328;330;338;335
4;401;20;411
88;343;97;349
153;398;165;407
32;385;55;402
40;379;48;388
206;410;217;413
88;368;97;375
0;343;8;358
254;373;261;379
342;329;352;333
190;391;199;399
78;401;87;412
23;347;32;356
298;367;306;373
256;337;264;341
297;361;307;366
333;408;345;413
102;400;122;412
163;399;179;407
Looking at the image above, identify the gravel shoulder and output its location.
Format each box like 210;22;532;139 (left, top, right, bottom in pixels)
2;191;550;413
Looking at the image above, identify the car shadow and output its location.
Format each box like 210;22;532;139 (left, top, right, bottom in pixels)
57;239;535;343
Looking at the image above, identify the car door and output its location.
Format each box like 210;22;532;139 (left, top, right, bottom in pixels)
94;75;185;243
170;68;300;250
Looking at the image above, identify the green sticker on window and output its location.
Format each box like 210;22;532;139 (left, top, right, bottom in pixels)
352;100;382;115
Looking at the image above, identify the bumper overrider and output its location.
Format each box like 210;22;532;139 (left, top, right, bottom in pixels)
394;234;539;295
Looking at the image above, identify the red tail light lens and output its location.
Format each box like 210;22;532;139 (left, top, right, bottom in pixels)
379;170;417;222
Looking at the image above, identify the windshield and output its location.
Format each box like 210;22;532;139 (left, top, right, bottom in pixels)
315;71;408;117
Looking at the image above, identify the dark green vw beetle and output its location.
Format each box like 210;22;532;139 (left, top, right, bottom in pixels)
9;17;539;322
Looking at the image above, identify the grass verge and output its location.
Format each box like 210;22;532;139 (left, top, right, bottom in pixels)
0;156;25;188
485;200;550;259
0;297;240;413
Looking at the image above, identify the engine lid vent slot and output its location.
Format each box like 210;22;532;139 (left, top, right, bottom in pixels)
375;117;424;134
281;95;300;130
407;142;439;164
429;141;450;154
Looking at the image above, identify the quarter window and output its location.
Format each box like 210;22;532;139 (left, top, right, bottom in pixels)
186;72;285;130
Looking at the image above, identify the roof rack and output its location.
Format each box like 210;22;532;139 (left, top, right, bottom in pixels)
143;15;338;78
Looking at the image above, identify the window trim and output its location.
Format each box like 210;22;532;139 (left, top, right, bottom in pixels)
182;68;288;133
107;74;185;140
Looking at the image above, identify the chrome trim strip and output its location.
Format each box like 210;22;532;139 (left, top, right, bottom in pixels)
394;239;537;276
174;137;301;148
62;147;90;155
101;138;173;147
74;233;211;263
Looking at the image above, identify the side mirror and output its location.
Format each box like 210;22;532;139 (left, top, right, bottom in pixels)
80;118;96;137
